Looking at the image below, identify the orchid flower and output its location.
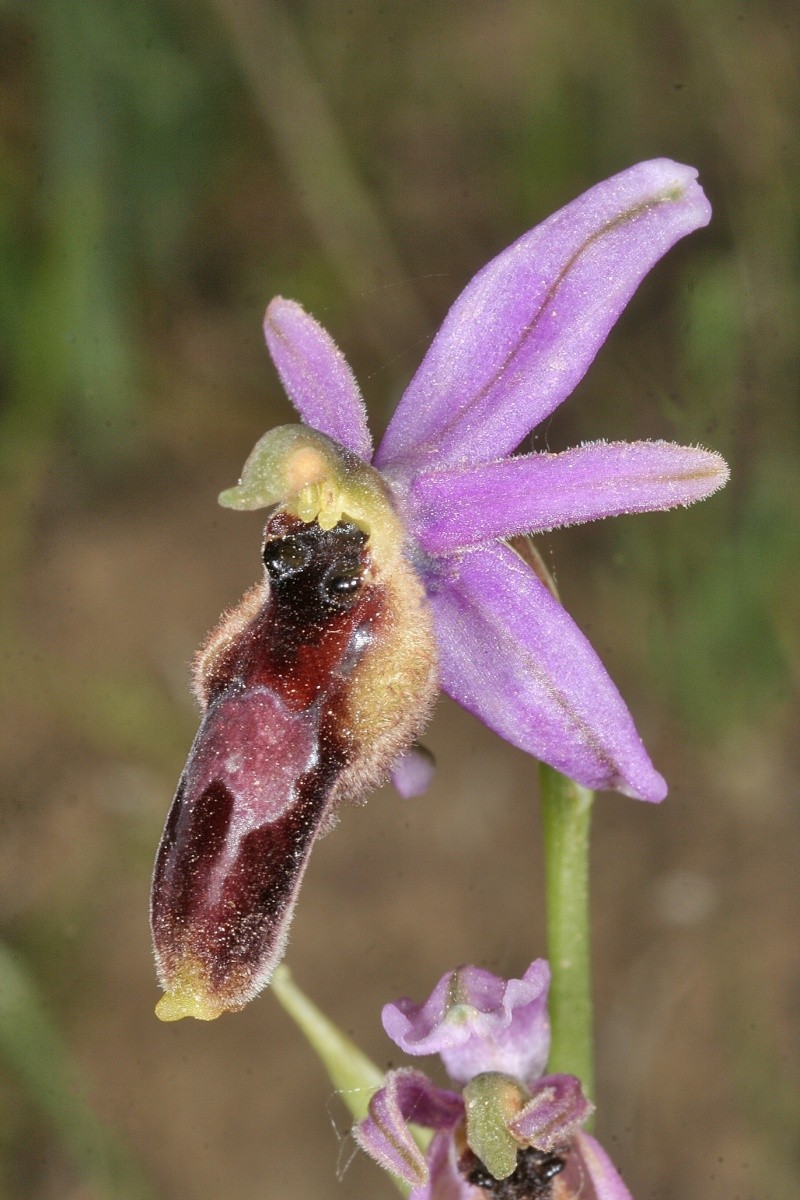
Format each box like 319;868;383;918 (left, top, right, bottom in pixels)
151;159;728;1020
355;960;633;1200
234;157;726;802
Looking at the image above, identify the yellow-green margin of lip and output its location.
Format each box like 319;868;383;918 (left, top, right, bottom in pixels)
155;959;227;1022
218;425;405;563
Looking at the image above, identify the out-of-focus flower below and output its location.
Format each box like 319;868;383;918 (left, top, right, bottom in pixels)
355;960;634;1200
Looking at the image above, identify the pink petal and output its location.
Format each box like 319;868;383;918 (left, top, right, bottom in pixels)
390;744;436;798
264;298;372;460
415;1131;476;1200
353;1069;463;1189
509;1074;594;1151
572;1131;636;1200
375;160;710;474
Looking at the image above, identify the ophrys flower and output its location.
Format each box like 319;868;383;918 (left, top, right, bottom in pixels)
151;159;728;1020
355;959;634;1199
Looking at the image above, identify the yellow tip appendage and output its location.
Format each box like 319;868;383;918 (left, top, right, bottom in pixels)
155;965;226;1022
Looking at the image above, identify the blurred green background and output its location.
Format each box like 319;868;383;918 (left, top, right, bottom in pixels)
0;1;797;1198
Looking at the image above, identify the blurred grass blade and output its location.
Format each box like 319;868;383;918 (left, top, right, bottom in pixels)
210;0;429;355
0;942;157;1200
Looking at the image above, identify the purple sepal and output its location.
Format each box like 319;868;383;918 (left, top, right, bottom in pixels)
573;1130;636;1200
264;298;373;460
382;961;551;1087
428;540;667;801
413;1131;476;1200
508;1073;594;1152
375;160;711;473
412;441;730;554
353;1069;464;1189
390;743;436;798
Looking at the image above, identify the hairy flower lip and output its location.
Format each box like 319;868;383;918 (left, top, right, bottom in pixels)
151;506;438;1020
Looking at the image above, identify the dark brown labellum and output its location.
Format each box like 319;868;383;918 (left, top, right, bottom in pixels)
151;514;382;1020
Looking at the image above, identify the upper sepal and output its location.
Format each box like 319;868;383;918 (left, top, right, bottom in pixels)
264;298;373;461
152;515;383;1020
382;960;551;1086
375;159;711;474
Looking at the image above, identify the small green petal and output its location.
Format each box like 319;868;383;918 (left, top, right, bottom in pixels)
462;1072;529;1180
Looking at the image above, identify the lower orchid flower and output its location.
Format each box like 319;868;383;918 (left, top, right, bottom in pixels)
355;960;632;1200
151;159;728;1020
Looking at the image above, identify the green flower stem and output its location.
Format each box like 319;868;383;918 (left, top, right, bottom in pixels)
272;965;385;1124
539;763;595;1106
273;965;430;1197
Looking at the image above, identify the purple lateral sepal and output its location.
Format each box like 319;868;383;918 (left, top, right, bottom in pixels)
509;1074;594;1152
412;441;731;554
352;1068;463;1189
382;961;551;1086
375;160;711;473
418;1132;476;1200
428;541;667;800
264;298;373;460
573;1131;636;1200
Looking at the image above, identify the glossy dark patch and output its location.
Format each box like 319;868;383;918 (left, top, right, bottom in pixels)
206;749;344;987
262;518;368;631
461;1146;566;1200
203;514;379;708
152;779;235;945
